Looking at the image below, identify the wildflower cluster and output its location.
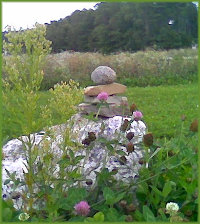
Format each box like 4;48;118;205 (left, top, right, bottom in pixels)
97;92;109;101
74;201;90;216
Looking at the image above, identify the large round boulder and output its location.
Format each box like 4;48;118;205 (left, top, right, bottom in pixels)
91;66;116;84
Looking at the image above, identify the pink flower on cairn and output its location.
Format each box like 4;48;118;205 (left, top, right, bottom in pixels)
74;201;90;216
97;91;109;101
133;111;143;121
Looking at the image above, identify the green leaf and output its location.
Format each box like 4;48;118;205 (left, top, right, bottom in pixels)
137;182;149;195
106;144;114;152
162;181;172;198
83;112;97;121
98;137;107;144
151;186;163;197
68;149;75;159
143;205;156;222
74;155;85;164
93;212;104;222
4;179;11;185
92;203;109;213
116;150;126;156
68;170;82;179
5;168;11;177
105;208;119;221
134;210;144;221
59;188;87;210
113;192;125;204
103;187;115;205
96;168;112;186
158;208;168;221
14;178;21;186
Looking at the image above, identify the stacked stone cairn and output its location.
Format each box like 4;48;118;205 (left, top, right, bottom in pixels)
78;66;130;117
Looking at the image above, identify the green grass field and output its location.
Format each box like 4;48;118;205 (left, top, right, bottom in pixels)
126;83;198;138
38;83;198;139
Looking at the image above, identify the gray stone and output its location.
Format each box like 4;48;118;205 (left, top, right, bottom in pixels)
2;113;147;210
78;103;130;117
91;66;116;84
84;95;128;105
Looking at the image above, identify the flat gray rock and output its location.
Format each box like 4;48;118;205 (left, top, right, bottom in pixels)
78;103;130;117
84;95;128;105
91;66;116;84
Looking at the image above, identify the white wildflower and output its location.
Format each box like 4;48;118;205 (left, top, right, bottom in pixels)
18;213;30;221
166;202;179;214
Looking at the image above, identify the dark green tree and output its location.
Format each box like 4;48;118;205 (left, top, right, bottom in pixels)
44;2;198;53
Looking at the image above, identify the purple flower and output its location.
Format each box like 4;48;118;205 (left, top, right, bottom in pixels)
133;111;143;120
97;92;109;101
74;201;90;216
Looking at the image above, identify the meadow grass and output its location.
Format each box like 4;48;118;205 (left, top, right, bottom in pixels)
126;83;198;138
40;48;198;90
38;83;198;139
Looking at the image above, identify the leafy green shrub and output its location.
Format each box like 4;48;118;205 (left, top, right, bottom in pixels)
2;24;51;141
43;80;83;126
2;25;83;141
2;24;84;221
134;119;198;222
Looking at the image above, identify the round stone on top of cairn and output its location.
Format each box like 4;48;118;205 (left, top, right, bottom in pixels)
78;65;130;118
91;66;116;85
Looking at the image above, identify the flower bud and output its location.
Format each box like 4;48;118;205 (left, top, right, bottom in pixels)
186;178;192;183
111;168;118;174
126;142;135;153
193;147;198;154
82;138;91;146
184;210;192;217
190;119;198;132
121;119;129;132
126;132;134;141
119;200;127;208
139;159;145;165
181;114;186;121
143;133;153;147
88;132;96;141
130;104;137;113
168;150;175;157
126;203;136;212
125;215;133;222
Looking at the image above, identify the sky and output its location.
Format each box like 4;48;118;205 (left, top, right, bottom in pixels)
2;2;198;31
2;2;99;31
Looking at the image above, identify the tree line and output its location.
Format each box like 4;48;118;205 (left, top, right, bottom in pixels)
45;2;197;53
3;2;198;54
